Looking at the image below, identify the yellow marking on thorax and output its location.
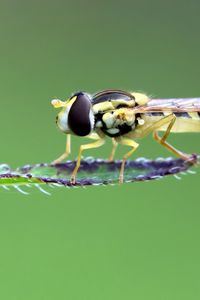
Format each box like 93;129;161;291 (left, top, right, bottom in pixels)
114;108;136;125
101;108;136;129
131;92;149;105
92;102;114;114
92;99;135;114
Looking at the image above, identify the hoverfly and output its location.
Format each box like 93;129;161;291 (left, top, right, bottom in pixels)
51;89;200;184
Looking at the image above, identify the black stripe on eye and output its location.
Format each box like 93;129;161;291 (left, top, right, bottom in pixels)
68;93;92;136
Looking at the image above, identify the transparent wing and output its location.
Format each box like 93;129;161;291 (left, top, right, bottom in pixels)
133;98;200;113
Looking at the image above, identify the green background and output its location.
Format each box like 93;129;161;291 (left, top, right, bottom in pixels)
0;0;200;299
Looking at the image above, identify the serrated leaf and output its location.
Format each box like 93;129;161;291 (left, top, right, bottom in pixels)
0;155;197;194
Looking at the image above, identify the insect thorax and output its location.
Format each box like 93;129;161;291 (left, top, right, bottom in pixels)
91;90;140;137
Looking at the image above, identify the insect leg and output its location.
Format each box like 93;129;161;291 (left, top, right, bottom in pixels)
70;138;105;184
115;137;139;184
52;134;71;164
152;115;192;160
139;114;176;137
108;138;118;162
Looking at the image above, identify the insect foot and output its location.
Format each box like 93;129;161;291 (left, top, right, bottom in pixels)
119;174;124;184
70;175;76;185
184;154;198;165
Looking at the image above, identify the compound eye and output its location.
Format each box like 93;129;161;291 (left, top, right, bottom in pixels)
68;92;93;136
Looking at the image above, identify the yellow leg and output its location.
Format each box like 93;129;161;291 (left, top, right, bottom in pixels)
70;138;105;184
114;114;177;184
140;113;194;162
153;117;193;160
108;138;118;162
153;116;189;159
139;114;176;137
53;134;71;164
145;115;194;160
153;131;192;160
115;137;139;184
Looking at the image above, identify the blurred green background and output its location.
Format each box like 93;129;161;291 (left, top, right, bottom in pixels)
0;0;200;299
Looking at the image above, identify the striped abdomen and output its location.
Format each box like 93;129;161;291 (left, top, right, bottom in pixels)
143;111;200;133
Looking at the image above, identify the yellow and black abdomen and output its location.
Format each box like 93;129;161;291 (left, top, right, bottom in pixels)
143;112;200;133
172;112;200;132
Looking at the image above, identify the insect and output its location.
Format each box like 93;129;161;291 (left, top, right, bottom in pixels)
51;89;200;184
